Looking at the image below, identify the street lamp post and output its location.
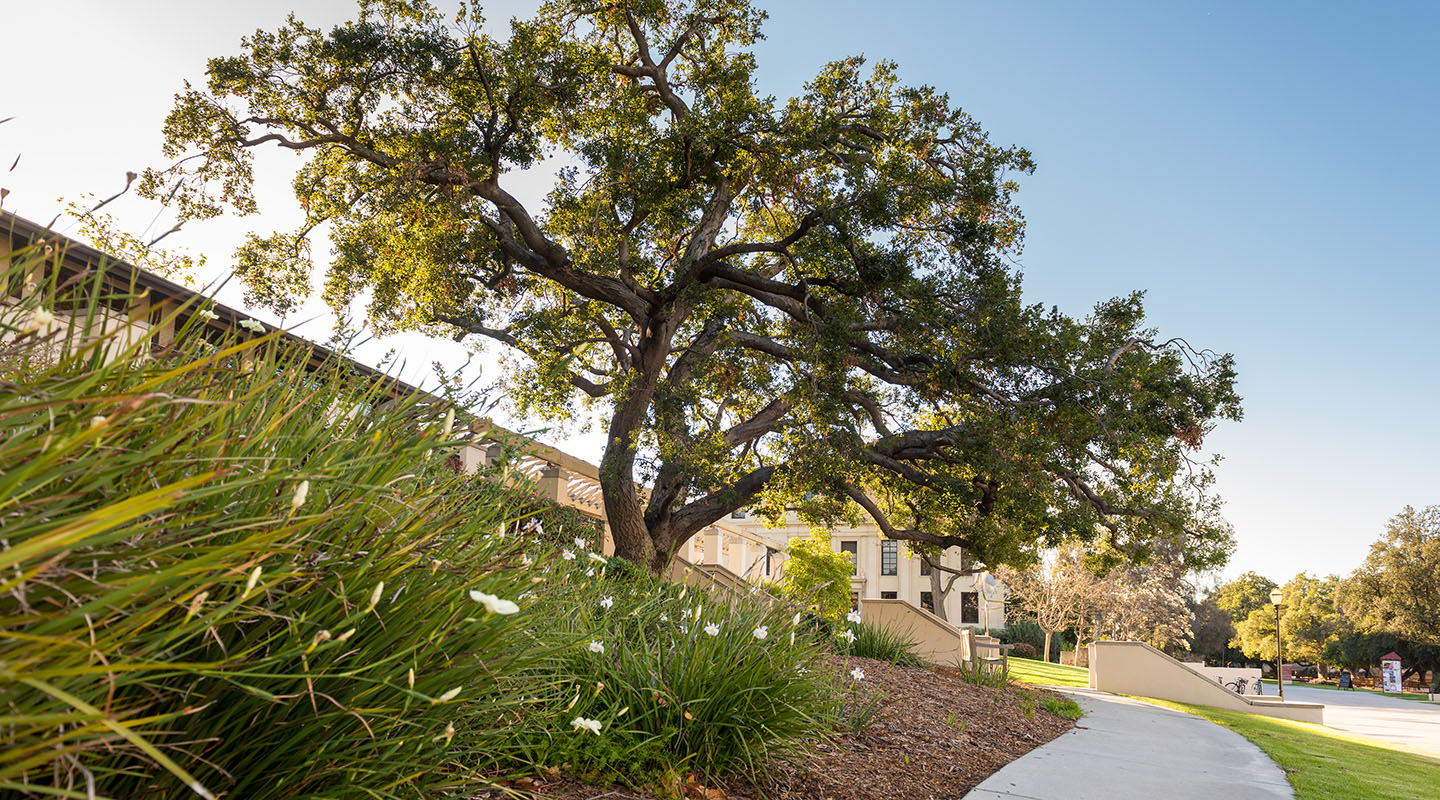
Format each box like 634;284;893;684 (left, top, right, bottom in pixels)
1270;588;1284;702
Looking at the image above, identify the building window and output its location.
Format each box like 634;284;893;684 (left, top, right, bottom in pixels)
850;591;860;610
920;591;934;612
881;591;898;600
881;540;897;575
919;556;932;576
961;591;980;624
840;540;858;574
764;547;777;576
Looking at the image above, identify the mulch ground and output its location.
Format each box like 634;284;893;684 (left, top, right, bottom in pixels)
497;655;1076;800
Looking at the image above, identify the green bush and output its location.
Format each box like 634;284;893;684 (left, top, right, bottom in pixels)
0;249;598;799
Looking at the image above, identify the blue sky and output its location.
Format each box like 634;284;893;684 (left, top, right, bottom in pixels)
3;1;1436;583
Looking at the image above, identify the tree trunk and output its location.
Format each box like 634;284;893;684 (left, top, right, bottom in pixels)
929;570;949;622
1044;630;1054;664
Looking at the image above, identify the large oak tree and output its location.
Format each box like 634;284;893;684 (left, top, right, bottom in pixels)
146;0;1241;573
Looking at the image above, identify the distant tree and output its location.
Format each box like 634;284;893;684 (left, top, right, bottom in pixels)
1340;505;1440;647
1187;585;1235;665
777;529;853;623
1099;558;1193;654
999;545;1098;663
1214;571;1278;624
1235;573;1345;675
146;0;1241;574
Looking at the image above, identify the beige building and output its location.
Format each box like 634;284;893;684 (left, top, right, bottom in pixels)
686;511;1007;631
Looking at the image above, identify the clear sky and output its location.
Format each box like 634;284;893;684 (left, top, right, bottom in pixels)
3;1;1436;584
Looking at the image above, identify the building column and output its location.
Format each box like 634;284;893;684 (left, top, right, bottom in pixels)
704;526;722;566
538;464;567;505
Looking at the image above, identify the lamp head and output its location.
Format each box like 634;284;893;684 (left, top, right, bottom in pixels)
1269;588;1283;606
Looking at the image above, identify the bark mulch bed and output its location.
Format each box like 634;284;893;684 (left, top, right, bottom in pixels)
501;655;1076;800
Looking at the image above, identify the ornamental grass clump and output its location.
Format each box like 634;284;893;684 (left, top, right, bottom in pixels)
0;247;597;799
518;550;838;785
842;618;924;667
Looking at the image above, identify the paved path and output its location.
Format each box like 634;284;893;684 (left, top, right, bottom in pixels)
964;688;1292;800
1275;683;1440;756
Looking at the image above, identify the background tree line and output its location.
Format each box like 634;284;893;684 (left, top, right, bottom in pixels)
1000;505;1440;691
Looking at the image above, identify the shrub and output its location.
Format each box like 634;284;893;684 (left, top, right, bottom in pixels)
0;250;598;799
1011;642;1039;659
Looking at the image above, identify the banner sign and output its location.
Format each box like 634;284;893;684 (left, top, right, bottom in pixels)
1381;655;1403;694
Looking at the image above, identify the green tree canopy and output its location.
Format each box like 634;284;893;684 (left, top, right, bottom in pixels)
1339;505;1440;646
146;0;1241;573
1214;570;1278;624
1235;573;1344;668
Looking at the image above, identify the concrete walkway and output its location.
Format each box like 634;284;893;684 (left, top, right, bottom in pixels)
965;688;1292;800
1274;683;1440;756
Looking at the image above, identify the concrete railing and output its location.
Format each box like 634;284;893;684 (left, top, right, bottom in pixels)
858;598;976;667
667;556;752;595
1090;641;1324;724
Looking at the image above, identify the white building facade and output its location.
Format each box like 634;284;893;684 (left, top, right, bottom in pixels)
686;510;1007;631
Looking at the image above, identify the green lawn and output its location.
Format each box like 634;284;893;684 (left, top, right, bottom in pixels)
1140;698;1440;800
1261;679;1438;705
1008;656;1090;688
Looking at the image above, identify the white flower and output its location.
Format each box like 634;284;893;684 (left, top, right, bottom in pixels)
571;716;602;735
521;553;533;565
89;416;107;429
704;622;720;636
470;589;520;615
599;595;614;610
587;551;607;564
585;567;595;577
588;640;605;654
562;549;576;561
574;537;588;550
846;609;862;624
680;608;692;619
440;408;455;439
197;308;219;321
337;628;356;643
291;480;309;512
753;625;769;640
367;581;385;612
239;318;265;333
659;613;669;622
243;565;262;598
851;668;865;681
25;307;54;331
838;629;856;643
433;686;462;703
792;612;803;626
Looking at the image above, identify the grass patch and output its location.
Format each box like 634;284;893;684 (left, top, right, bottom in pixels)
1039;696;1084;720
1008;657;1090;688
1139;698;1440;800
